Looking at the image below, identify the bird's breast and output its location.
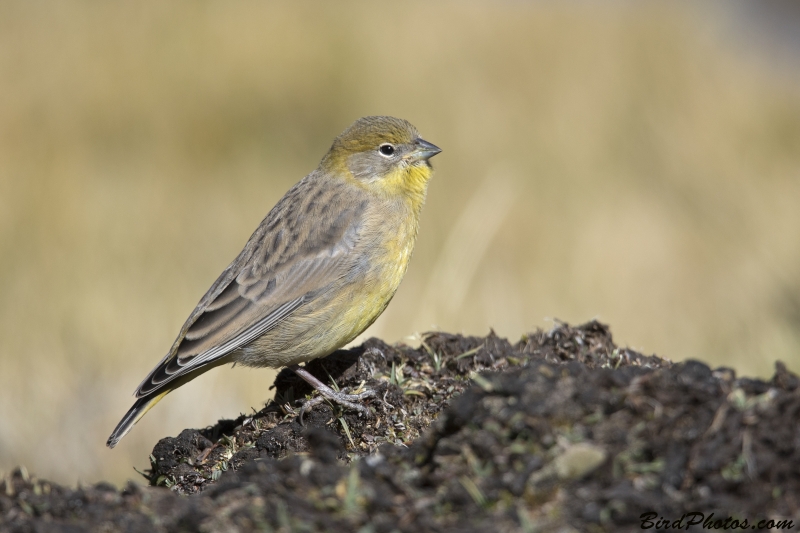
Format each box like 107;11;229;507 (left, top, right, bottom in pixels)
333;202;419;335
367;201;419;291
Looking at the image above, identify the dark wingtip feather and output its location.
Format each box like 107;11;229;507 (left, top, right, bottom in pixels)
106;393;166;448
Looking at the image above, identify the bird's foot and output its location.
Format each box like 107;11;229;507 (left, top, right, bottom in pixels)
288;363;377;424
298;387;376;424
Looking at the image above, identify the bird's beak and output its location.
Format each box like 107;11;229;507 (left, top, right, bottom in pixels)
412;138;442;162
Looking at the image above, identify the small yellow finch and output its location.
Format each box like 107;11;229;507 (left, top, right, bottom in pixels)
107;116;441;448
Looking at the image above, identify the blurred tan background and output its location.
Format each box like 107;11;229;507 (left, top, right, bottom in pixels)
2;1;800;487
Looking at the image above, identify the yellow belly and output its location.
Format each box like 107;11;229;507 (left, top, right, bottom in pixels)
310;221;417;357
238;215;418;368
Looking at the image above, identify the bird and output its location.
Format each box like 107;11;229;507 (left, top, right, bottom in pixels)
106;116;441;448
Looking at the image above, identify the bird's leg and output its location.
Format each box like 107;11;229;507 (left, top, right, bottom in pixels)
289;364;376;423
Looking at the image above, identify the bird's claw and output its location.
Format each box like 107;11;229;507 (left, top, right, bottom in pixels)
298;387;377;425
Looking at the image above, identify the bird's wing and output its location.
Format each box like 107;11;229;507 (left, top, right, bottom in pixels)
134;177;369;398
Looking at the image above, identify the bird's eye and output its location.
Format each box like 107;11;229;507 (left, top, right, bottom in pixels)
378;144;395;157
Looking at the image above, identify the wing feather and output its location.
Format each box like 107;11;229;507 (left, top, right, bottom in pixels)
134;175;368;398
202;281;243;312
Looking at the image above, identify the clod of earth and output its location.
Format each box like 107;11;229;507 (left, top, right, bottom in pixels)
3;321;800;532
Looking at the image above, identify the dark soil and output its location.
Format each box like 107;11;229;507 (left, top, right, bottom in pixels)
3;321;799;532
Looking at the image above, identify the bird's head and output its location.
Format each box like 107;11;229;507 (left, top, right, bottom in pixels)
323;116;441;202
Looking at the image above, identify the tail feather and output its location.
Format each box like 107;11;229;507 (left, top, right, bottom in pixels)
106;391;170;449
107;357;232;448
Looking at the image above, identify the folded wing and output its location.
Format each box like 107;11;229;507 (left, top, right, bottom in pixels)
134;179;368;398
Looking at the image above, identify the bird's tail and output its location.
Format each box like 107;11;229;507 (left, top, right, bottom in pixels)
106;390;170;449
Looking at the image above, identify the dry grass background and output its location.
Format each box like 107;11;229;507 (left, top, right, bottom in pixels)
1;1;799;487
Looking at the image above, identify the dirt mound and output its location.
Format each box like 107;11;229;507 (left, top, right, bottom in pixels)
3;322;798;532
